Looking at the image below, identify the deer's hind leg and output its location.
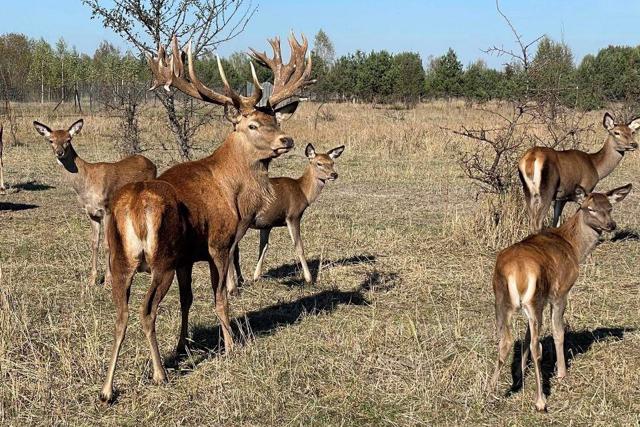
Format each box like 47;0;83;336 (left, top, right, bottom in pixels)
99;259;135;403
140;268;175;384
88;216;101;287
490;298;516;393
523;300;547;412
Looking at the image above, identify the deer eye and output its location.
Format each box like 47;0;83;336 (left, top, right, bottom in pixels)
614;130;621;136
248;123;258;130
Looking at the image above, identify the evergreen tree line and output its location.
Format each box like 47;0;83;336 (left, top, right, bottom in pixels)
1;32;638;110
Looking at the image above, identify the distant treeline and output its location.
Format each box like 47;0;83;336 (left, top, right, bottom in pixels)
0;32;638;110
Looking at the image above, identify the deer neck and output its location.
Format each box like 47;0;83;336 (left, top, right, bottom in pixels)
58;146;89;193
556;210;600;263
590;136;623;179
213;133;273;216
298;164;326;205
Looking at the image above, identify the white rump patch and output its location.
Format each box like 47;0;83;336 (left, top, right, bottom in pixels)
532;158;542;196
507;274;520;308
507;272;537;308
124;215;144;257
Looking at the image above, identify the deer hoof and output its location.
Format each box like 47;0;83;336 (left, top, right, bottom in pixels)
535;400;548;412
98;389;114;404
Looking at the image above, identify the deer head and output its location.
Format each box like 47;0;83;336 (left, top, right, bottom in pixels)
305;144;345;181
33;119;84;160
575;183;632;232
603;112;640;152
148;34;314;160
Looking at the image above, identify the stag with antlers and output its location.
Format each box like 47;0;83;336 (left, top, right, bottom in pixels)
99;33;314;403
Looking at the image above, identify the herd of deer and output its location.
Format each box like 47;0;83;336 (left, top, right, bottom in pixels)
0;32;637;412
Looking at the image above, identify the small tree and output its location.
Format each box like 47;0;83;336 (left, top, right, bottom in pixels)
425;48;464;99
82;0;257;160
390;52;425;107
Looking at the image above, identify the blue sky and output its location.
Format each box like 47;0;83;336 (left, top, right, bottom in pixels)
2;1;640;68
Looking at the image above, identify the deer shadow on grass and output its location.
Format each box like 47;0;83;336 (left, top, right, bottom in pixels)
508;327;634;397
262;253;377;286
165;269;396;375
12;180;55;192
0;202;38;212
610;228;640;242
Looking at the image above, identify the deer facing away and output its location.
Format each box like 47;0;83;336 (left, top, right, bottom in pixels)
33;119;157;286
490;183;632;412
234;143;345;285
519;112;639;232
99;34;314;403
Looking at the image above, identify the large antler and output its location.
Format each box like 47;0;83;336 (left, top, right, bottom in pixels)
148;35;263;114
249;32;315;108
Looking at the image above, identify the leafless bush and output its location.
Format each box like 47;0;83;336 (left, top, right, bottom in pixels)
445;104;531;194
101;83;146;155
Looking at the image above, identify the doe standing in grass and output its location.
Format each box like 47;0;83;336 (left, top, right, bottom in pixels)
234;143;345;285
33;119;157;286
489;183;632;412
519;112;639;232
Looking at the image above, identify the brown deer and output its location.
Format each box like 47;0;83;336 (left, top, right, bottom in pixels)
233;143;345;285
519;112;639;232
489;183;632;412
0;125;5;194
33;119;157;286
99;34;314;403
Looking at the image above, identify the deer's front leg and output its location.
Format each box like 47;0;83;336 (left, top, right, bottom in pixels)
88;216;101;287
103;214;113;287
286;218;312;283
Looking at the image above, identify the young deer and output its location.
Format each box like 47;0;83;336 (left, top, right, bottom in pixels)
99;34;314;403
33;119;157;286
490;183;632;412
234;143;345;284
0;125;5;194
519;112;639;232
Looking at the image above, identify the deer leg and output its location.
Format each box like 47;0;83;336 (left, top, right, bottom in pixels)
489;303;515;393
286;218;312;283
210;253;234;353
551;298;567;379
552;199;567;228
226;242;240;297
253;228;271;281
524;303;547;412
99;264;135;403
0;155;5;192
103;214;113;287
232;245;245;286
520;323;531;381
89;217;101;287
175;264;193;354
140;269;175;384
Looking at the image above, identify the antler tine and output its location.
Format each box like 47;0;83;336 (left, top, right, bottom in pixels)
216;55;243;109
250;32;315;107
147;35;233;107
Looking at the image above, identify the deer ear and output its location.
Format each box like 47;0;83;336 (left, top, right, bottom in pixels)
574;186;587;205
603;112;615;131
33;121;52;138
68;119;84;137
305;143;316;159
607;183;632;204
628;117;640;132
328;145;345;159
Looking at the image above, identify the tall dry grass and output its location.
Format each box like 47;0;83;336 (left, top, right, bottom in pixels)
0;100;639;425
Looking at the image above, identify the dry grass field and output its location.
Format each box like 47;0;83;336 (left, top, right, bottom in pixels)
1;101;639;425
